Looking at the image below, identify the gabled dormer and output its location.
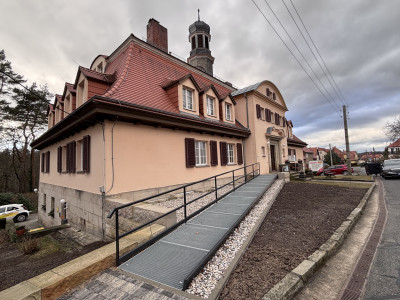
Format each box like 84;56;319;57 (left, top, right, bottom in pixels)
90;55;108;73
47;104;55;129
220;94;236;124
62;83;76;115
199;85;220;121
73;66;116;109
54;95;63;124
162;74;201;117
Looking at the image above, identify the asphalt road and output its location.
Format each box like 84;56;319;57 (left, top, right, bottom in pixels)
364;177;400;299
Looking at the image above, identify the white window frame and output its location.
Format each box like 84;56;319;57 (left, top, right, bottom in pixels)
227;143;235;164
195;141;207;166
206;96;215;116
183;87;193;111
225;103;232;121
260;108;265;120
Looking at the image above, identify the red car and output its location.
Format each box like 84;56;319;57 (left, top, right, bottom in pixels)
316;164;354;176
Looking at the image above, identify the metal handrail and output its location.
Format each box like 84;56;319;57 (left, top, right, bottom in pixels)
107;162;260;266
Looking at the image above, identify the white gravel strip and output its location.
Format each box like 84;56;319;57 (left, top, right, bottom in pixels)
186;179;285;298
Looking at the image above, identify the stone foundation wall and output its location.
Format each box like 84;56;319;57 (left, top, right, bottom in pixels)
38;182;104;238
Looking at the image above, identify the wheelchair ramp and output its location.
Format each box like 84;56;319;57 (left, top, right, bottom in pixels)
119;174;277;290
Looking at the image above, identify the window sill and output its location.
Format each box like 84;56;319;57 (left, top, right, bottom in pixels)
77;171;86;174
227;163;237;166
196;165;209;168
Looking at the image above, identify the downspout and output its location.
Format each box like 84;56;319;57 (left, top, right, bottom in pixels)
243;93;250;174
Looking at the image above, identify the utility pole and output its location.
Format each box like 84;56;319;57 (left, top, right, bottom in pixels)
329;144;333;166
343;105;352;175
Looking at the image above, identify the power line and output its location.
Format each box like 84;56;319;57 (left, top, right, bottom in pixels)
251;0;341;116
288;0;348;106
281;0;345;107
262;0;341;112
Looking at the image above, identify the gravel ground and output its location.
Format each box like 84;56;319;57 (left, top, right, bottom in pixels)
186;179;284;298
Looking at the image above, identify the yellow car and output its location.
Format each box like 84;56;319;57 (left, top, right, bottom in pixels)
0;204;30;222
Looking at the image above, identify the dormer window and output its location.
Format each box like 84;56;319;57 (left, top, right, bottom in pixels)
225;103;232;121
266;88;271;97
273;92;276;100
96;62;103;73
206;96;215;116
183;87;193;110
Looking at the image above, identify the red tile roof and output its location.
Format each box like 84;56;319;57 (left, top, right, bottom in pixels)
388;138;400;148
287;135;307;147
103;40;233;115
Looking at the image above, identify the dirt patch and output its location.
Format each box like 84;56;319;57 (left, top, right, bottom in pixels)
220;182;368;300
0;231;108;291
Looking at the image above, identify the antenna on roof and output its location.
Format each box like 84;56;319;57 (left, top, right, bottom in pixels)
198;8;200;21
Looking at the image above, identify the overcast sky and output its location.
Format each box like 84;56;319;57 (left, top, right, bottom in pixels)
1;0;399;152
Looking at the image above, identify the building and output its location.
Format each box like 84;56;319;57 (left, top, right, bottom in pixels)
387;139;400;158
32;18;305;239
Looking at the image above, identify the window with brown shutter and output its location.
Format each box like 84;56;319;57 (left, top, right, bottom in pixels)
83;135;91;172
266;109;271;122
46;151;50;173
273;93;276;100
57;147;62;173
266;88;271;97
256;104;261;119
220;141;227;166
237;143;243;165
210;140;218;166
185;138;196;168
41;153;45;173
72;141;76;173
275;113;280;125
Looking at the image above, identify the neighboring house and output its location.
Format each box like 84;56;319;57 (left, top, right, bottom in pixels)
302;147;314;168
387;139;400;158
286;134;308;170
32;18;303;239
308;147;330;161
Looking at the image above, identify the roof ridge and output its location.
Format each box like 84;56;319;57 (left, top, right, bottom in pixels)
103;41;134;98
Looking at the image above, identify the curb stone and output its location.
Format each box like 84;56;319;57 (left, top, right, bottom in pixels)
261;182;376;300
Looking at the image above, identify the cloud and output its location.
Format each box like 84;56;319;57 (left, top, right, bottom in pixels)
1;0;399;152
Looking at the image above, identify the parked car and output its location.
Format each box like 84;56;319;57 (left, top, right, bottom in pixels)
316;164;354;176
364;162;382;175
0;204;30;222
381;159;400;179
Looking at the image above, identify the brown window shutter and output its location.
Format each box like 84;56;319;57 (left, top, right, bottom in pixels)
266;88;270;97
273;93;276;100
41;153;45;173
237;143;243;165
57;147;62;173
275;113;279;125
185;138;195;168
66;143;70;173
266;109;271;122
210;140;218;166
220;141;227;166
256;104;261;119
46;151;50;173
83;135;91;172
72;141;76;173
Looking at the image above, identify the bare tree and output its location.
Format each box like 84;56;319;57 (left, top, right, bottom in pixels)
385;116;400;141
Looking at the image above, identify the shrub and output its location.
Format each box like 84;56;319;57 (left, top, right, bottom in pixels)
0;193;34;211
20;236;40;254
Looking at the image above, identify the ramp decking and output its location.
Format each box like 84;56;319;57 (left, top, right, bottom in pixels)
119;174;277;290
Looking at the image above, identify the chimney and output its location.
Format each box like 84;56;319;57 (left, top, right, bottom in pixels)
147;18;168;53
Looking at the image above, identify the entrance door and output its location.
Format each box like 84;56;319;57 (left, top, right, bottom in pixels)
270;144;277;171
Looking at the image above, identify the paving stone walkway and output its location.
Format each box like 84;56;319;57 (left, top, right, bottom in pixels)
58;268;189;300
